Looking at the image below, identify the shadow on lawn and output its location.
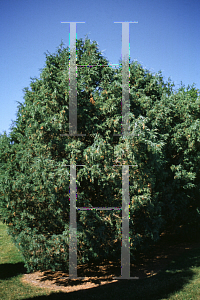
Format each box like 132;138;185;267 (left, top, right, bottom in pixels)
0;262;27;280
2;222;200;300
18;245;200;300
21;235;200;299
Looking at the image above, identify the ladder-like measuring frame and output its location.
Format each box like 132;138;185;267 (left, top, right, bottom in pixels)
60;21;139;279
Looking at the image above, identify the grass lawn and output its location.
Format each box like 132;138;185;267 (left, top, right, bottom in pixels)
1;219;200;300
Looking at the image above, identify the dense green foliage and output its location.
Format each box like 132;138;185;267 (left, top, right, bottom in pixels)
0;36;200;274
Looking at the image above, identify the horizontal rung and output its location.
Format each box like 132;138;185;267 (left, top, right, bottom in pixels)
76;64;120;67
76;207;122;210
60;134;86;136
61;165;138;166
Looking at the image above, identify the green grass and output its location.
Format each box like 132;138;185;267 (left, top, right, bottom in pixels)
0;220;200;300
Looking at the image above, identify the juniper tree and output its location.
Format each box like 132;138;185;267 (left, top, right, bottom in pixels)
0;36;200;274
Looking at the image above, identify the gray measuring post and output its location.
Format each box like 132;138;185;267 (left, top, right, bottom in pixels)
113;22;138;138
60;22;86;137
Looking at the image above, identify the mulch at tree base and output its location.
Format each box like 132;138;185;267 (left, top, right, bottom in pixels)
20;226;200;292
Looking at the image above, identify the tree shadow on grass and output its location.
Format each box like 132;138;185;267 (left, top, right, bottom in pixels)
2;222;200;299
0;262;27;280
19;233;200;300
19;250;200;300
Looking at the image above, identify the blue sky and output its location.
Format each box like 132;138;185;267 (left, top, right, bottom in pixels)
0;0;199;138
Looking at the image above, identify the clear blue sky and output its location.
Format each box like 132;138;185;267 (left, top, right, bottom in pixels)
1;0;199;137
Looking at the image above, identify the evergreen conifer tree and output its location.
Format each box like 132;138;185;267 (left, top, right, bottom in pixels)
0;36;200;274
